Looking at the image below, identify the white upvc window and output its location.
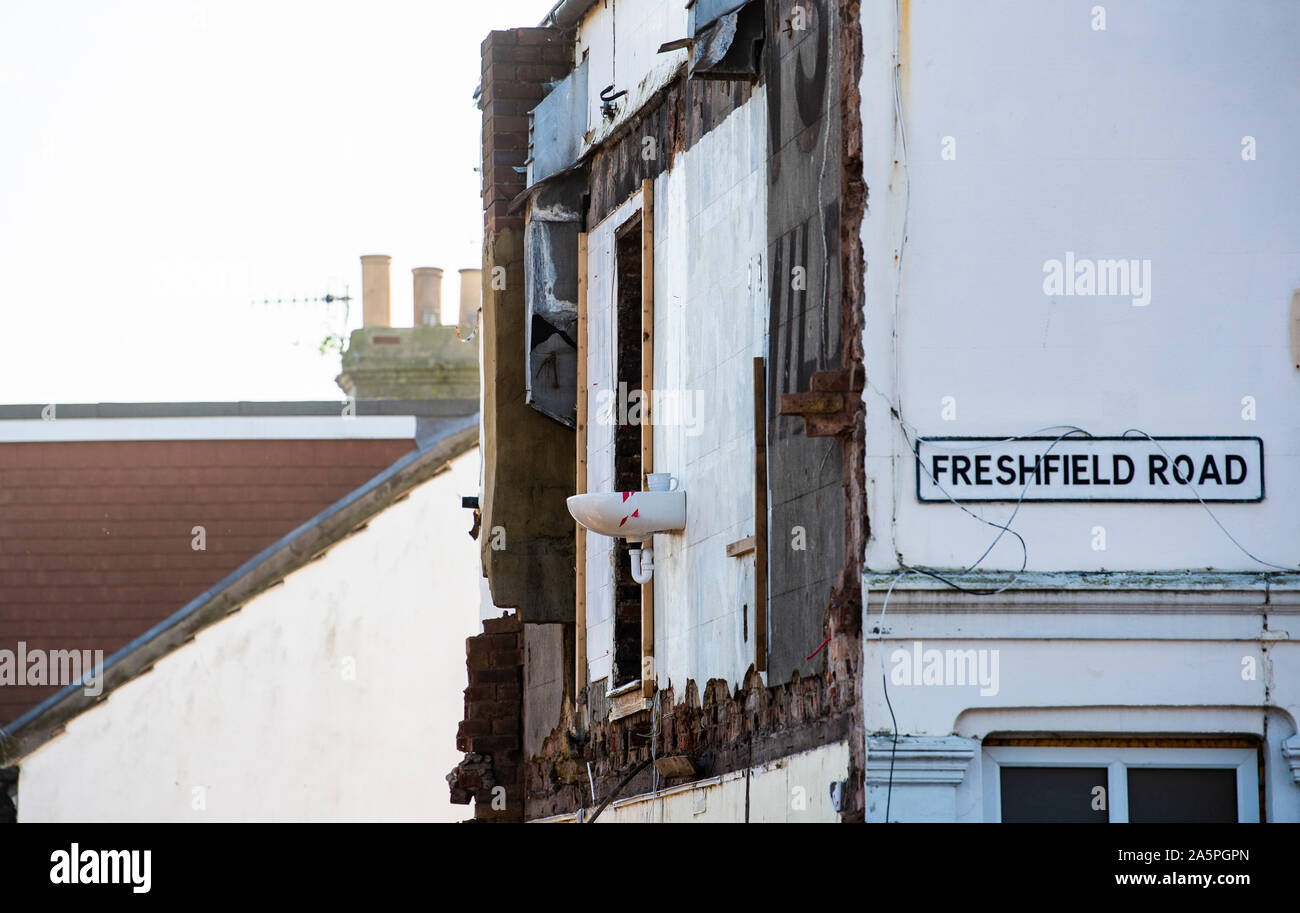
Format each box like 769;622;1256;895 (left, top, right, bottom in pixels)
983;745;1260;823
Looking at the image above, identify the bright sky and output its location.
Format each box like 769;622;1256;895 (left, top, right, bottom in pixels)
0;0;556;404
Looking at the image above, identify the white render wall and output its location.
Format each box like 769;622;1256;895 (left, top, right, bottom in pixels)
860;0;1300;573
581;91;768;693
535;741;849;823
16;449;482;822
651;89;768;694
574;0;689;150
857;0;1300;823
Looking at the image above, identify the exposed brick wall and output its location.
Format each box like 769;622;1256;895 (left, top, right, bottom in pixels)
526;668;854;821
480;28;571;236
832;0;867;823
448;614;524;822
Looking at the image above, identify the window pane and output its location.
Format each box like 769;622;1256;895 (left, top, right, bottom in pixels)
1126;768;1238;823
1000;767;1109;823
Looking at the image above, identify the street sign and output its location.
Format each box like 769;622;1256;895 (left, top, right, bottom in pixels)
915;436;1264;503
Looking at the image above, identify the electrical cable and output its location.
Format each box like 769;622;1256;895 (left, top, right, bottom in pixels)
1120;428;1300;572
651;689;665;824
586;757;654;824
870;573;902;822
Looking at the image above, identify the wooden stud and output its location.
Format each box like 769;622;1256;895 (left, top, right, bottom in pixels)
640;178;655;699
726;536;757;557
575;232;588;697
753;356;768;672
653;755;697;779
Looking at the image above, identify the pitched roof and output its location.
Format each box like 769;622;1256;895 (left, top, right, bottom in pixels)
0;400;474;731
1;407;478;764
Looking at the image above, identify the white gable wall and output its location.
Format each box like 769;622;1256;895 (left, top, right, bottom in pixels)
16;448;482;822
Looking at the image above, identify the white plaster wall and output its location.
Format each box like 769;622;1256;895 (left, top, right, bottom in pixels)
575;0;689;147
860;0;1300;573
652;88;768;693
16;448;482;822
537;741;849;823
581;91;768;693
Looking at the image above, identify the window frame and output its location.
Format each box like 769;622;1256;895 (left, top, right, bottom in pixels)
982;745;1259;823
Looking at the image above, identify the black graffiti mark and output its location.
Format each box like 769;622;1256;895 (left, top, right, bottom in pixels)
765;1;784;181
770;220;828;440
766;0;830;181
793;0;829;135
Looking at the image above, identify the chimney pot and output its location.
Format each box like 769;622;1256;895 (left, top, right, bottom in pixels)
360;254;392;328
458;268;483;335
413;267;444;327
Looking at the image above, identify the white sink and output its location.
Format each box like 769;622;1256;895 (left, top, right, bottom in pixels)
566;490;686;540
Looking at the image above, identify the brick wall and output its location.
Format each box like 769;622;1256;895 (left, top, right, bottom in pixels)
480;28;571;236
525;669;856;820
447;614;524;822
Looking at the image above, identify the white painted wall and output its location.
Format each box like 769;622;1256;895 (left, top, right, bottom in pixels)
651;89;768;693
16;448;482;822
534;741;848;822
861;585;1300;821
861;0;1300;573
582;90;768;693
857;0;1300;823
575;0;689;149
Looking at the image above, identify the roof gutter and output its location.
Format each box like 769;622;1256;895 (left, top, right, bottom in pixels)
540;0;599;30
0;414;479;766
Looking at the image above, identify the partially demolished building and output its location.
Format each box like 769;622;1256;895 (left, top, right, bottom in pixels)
451;0;1300;824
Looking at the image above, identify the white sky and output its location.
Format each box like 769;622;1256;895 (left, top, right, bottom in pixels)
0;0;556;404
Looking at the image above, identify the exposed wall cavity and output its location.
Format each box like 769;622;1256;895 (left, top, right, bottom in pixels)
611;219;645;688
525;174;585;427
690;0;766;80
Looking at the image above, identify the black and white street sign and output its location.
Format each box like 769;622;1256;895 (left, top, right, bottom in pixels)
916;436;1264;503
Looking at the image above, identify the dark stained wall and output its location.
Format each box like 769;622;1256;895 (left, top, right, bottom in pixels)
764;0;847;683
479;28;578;623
